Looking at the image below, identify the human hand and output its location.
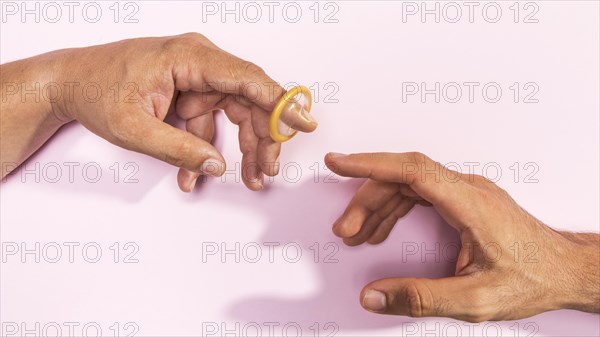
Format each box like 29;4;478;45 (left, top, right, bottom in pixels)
48;33;317;191
325;152;599;322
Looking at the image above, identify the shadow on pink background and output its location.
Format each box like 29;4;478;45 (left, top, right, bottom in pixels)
4;115;599;336
189;177;599;336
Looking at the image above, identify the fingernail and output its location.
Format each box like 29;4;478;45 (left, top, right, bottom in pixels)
332;214;345;236
200;159;224;177
255;174;264;190
273;157;280;175
247;163;264;191
301;108;318;125
187;177;198;192
362;290;387;312
328;152;347;159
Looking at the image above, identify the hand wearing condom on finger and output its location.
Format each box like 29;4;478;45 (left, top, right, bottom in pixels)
0;33;318;191
324;152;599;322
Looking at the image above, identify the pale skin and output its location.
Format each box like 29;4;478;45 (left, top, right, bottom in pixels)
1;34;598;323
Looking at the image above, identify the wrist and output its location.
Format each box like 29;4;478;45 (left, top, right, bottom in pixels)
44;49;76;125
1;52;73;172
556;231;600;313
2;50;75;126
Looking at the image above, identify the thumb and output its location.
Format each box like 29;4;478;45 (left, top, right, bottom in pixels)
278;97;318;133
360;276;488;322
115;112;225;176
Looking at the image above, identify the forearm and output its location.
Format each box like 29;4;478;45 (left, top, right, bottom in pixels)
0;52;71;179
559;231;600;313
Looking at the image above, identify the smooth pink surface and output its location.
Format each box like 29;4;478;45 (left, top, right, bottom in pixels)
1;1;599;336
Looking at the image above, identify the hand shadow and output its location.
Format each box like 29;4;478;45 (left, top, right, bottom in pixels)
1;113;223;204
194;176;460;330
195;176;600;336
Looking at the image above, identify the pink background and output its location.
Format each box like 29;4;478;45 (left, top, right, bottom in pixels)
1;1;599;336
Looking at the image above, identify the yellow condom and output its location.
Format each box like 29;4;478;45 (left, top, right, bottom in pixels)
269;86;313;142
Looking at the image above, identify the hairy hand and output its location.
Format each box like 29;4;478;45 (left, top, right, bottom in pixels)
325;152;599;322
48;33;317;191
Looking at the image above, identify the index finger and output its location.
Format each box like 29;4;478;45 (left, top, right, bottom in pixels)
203;49;285;112
167;34;285;111
324;152;465;209
205;52;318;136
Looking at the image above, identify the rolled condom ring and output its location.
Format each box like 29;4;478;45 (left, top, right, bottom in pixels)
269;85;313;143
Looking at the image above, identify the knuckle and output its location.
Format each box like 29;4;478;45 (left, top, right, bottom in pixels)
402;151;431;184
162;34;203;55
241;61;266;79
409;151;429;166
180;32;206;41
405;282;426;318
239;139;254;155
163;36;189;51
